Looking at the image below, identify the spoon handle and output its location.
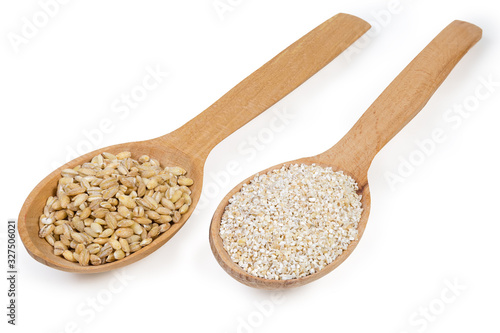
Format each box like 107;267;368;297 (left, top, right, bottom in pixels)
163;13;370;160
322;20;482;184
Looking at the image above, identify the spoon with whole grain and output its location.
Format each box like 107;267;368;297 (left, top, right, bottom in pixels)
18;14;370;273
209;20;482;289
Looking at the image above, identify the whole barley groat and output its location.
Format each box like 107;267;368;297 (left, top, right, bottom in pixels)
38;152;194;266
220;164;362;280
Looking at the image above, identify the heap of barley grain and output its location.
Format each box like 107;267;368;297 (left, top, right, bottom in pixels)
39;152;193;266
220;164;362;280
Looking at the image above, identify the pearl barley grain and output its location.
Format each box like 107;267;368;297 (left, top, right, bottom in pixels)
219;164;362;280
38;152;194;266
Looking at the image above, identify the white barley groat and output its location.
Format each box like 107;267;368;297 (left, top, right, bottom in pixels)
219;164;362;280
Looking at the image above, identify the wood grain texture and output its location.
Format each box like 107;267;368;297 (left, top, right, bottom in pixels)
17;13;370;273
209;20;482;289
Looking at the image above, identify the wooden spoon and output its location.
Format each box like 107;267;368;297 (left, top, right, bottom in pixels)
18;14;370;273
209;20;482;289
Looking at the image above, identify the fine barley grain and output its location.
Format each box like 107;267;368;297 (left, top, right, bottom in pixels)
220;164;362;280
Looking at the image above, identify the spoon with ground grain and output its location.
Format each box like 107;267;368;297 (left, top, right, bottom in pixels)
18;13;370;273
209;20;482;289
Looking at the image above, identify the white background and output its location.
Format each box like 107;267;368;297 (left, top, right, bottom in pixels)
1;0;499;332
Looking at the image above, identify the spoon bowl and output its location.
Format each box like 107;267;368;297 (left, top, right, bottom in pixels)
209;20;482;289
18;141;203;273
18;13;371;273
210;159;371;289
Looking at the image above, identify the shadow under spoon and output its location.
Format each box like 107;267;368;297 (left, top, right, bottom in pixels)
209;20;482;289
